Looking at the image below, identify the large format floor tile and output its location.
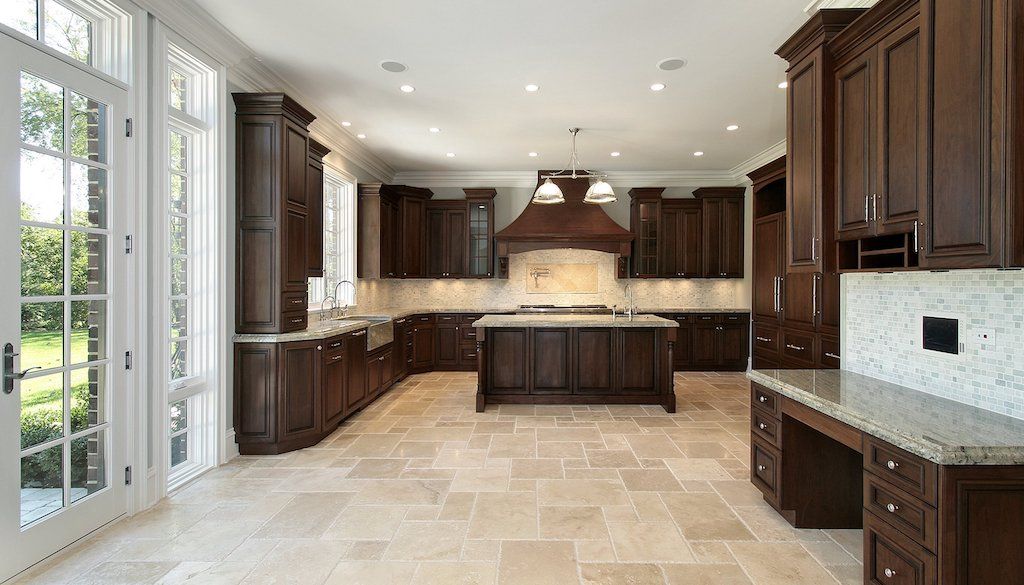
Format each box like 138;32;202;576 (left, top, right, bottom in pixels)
13;371;859;585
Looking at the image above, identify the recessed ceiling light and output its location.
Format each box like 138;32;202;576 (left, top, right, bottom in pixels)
379;60;407;73
693;151;704;157
356;133;366;139
610;152;621;157
650;83;666;91
341;121;352;127
657;57;688;71
400;84;415;93
429;127;440;133
726;124;739;131
528;152;538;157
525;83;539;92
778;81;788;89
445;152;456;158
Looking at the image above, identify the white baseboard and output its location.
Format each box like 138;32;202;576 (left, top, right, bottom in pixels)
222;427;239;463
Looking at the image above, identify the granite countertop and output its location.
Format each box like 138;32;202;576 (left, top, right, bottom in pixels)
748;369;1024;465
472;314;678;328
639;308;750;314
233;319;373;343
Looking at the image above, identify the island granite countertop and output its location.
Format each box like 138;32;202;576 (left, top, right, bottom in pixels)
748;369;1024;465
472;314;678;328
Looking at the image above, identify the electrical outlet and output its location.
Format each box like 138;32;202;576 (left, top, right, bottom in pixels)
974;328;997;350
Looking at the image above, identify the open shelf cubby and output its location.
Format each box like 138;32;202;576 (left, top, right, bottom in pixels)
838;233;919;272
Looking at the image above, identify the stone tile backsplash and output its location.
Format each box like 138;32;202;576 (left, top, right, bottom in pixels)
356;249;743;312
844;270;1024;419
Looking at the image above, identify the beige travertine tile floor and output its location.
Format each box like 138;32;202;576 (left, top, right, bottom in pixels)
13;372;863;585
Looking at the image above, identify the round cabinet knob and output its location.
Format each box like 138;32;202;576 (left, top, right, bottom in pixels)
316;345;322;350
758;423;768;430
756;464;766;472
886;460;899;470
758;396;768;403
884;568;897;579
886;503;899;514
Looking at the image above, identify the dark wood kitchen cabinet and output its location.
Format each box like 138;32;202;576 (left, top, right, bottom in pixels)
464;190;497;278
357;184;433;279
778;9;864;273
321;338;347;430
655;313;749;372
306;139;329;278
233;93;328;333
696;188;745;278
628;187;743;279
753;213;785;324
574;328;616;394
434;314;461;368
531;328;573;394
409;315;436;372
660;200;703;278
343;330;368;412
366;345;394;401
833;8;924;242
426;204;467;278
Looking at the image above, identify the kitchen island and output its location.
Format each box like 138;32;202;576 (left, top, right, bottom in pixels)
472;314;678;413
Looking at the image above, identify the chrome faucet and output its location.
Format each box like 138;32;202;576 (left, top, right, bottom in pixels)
320;295;336;318
623;283;635;320
332;280;356;318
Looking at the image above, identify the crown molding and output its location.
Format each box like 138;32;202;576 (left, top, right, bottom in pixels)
805;0;878;14
391;169;741;189
728;139;787;181
138;0;395;182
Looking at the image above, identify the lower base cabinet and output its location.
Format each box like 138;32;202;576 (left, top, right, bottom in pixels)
656;312;749;371
751;321;840;370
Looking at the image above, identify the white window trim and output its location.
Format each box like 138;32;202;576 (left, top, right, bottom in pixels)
308;164;357;310
150;20;225;495
0;0;133;86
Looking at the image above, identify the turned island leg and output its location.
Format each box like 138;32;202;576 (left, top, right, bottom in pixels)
476;328;487;412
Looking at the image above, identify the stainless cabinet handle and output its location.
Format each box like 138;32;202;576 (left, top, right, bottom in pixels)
886;460;899;470
758;422;768;430
884;568;896;579
913;220;919;251
873;193;878;221
290;298;303;305
756;336;772;343
786;344;805;351
352;330;366;337
825;352;840;360
865;194;870;222
331;355;343;362
811;236;817;262
290;318;303;324
886;503;899;514
812;274;818;317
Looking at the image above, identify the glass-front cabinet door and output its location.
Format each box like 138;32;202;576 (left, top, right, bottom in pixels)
465;191;495;278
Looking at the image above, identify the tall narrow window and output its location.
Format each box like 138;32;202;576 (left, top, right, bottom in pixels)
0;0;131;81
156;31;221;490
308;170;356;308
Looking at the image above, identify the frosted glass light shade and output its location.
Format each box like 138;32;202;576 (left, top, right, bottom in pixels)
532;178;565;204
583;180;616;204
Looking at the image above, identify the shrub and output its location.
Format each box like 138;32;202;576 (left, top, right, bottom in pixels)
20;385;91;488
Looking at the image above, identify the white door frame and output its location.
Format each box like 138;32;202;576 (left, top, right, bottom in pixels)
0;28;138;582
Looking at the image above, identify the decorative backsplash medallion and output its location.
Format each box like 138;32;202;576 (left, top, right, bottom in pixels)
525;263;598;294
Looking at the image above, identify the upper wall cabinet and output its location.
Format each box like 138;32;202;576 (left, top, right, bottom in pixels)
778;9;866;273
918;0;1023;269
628;187;744;279
233;93;327;334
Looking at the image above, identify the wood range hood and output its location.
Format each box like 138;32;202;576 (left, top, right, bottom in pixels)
494;171;634;277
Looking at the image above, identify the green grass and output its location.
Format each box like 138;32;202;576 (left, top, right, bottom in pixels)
20;329;93;413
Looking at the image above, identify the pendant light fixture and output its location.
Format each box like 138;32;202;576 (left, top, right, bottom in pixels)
532;128;616;205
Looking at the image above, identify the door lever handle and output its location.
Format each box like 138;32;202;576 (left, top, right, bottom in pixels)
4;343;41;394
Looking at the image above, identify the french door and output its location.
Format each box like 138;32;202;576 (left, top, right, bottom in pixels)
0;32;131;582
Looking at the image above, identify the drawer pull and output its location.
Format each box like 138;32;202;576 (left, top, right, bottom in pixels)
887;460;899;471
785;344;805;351
886;503;899;514
331;355;343;362
824;352;840;359
756;464;766;472
758;422;768;430
700;316;712;320
756;336;772;343
329;342;342;348
758;396;768;403
379;356;385;361
352;330;366;337
290;318;303;324
884;568;896;579
290;298;303;305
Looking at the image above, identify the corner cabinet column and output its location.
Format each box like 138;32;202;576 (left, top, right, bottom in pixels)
233;93;326;334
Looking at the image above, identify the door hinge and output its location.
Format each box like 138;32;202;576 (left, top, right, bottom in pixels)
125;118;133;137
124;235;133;254
125;466;132;485
125;351;133;370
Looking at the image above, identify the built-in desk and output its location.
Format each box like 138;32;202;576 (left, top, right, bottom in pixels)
748;369;1024;585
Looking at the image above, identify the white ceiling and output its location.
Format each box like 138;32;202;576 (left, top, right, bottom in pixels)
194;0;811;173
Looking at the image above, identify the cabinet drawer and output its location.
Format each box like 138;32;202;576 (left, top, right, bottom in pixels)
864;511;937;585
436;314;459;324
750;435;781;506
819;335;840;369
282;291;308;311
722;313;747;323
668;314;693;324
461;326;478;342
751;383;781;418
281;311;308;332
694;314;718;324
324;336;345;352
459;345;479;364
781;329;816;367
751;408;781;448
413;314;436;324
864;473;937;552
863;436;938;506
459;314;483;324
753;323;780;359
